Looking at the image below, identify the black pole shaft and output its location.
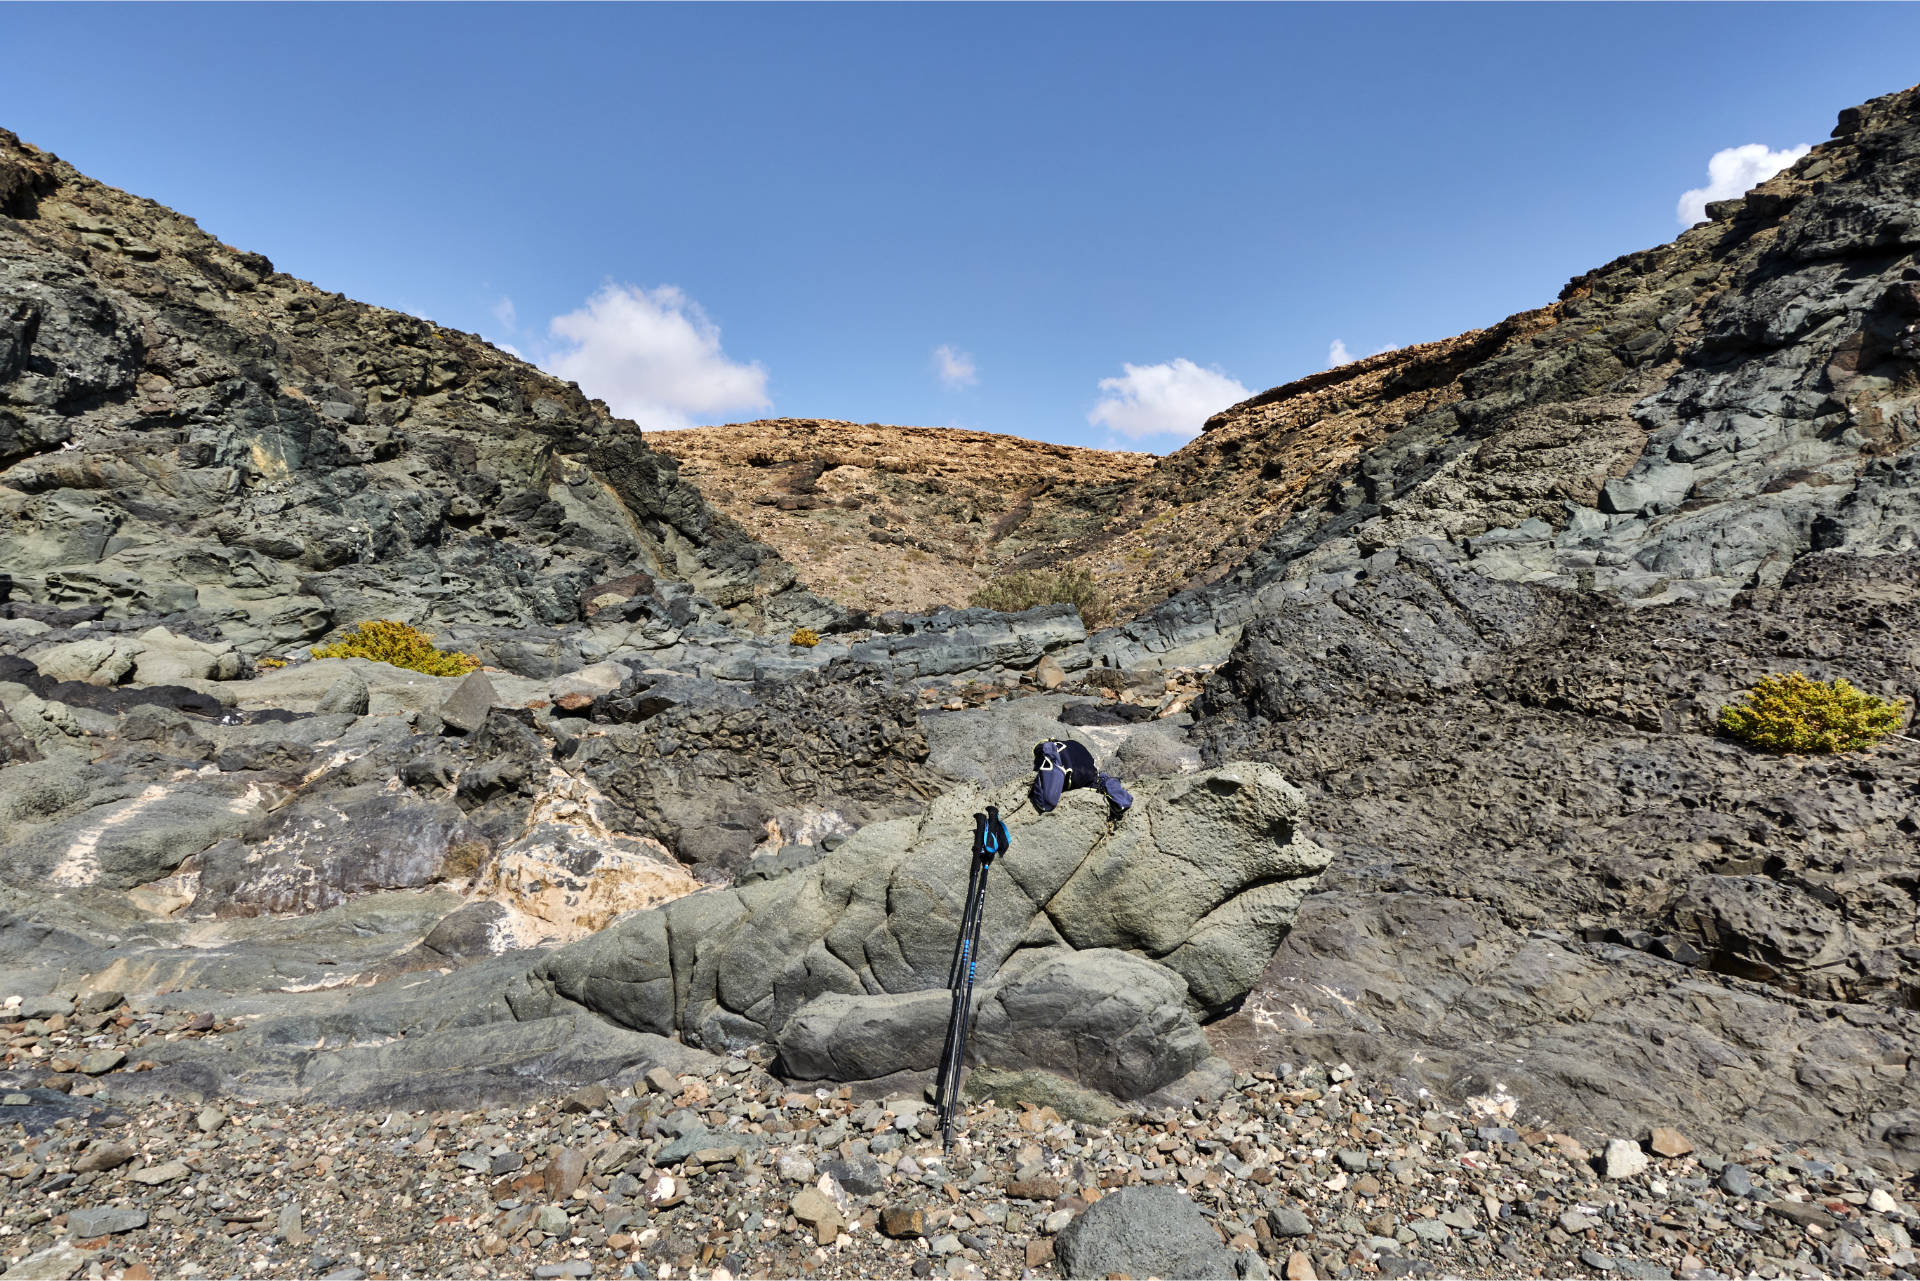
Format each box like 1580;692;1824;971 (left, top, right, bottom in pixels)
933;861;975;1109
935;851;991;1148
943;863;991;1147
944;854;986;991
934;860;983;1109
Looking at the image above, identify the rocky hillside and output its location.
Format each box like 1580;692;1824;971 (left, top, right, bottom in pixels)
684;92;1920;642
650;419;1151;615
1;81;1920;1281
0;128;821;660
1100;85;1920;657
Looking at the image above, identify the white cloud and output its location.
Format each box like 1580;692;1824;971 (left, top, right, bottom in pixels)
1328;338;1394;368
490;296;517;332
540;283;770;430
933;344;978;389
1677;143;1812;226
1087;358;1250;442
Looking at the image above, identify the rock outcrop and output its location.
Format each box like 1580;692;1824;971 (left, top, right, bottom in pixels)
517;765;1328;1101
1096;86;1920;663
1195;548;1920;1171
0;127;819;660
648;91;1920;663
5;80;1920;1193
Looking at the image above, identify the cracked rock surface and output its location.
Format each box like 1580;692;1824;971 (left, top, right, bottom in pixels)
521;765;1328;1103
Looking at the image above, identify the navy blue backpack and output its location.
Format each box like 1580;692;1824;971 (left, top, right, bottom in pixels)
1030;738;1133;818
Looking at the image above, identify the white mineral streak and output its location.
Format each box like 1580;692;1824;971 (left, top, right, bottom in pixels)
749;808;856;860
51;783;169;887
471;768;699;944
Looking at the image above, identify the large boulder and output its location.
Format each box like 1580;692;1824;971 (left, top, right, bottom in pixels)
517;763;1327;1100
129;626;241;684
29;637;141;686
1055;1186;1238;1280
775;947;1220;1100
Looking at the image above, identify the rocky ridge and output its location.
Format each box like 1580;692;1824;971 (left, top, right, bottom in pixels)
1097;85;1920;666
650;420;1151;616
658;91;1920;663
0;127;822;662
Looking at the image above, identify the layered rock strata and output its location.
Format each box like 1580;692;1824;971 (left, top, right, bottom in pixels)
1097;86;1920;663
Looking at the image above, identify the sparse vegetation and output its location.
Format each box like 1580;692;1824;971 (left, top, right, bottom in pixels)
1717;672;1905;753
789;627;821;648
311;619;480;677
969;567;1110;628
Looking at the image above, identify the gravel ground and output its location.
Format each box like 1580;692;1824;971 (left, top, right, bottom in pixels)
0;999;1914;1281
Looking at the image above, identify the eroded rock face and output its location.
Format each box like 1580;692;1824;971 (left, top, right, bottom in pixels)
577;660;937;875
0;127;814;656
0;82;1918;1181
1091;84;1920;665
1194;550;1920;1170
517;764;1329;1101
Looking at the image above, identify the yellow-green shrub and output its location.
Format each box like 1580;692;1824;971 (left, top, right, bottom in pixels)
1717;672;1904;754
969;567;1110;628
789;627;821;648
311;620;480;677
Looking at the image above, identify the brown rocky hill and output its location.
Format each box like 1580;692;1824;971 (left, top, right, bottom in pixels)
649;418;1151;614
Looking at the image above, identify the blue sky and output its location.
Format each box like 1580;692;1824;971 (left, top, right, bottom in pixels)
6;4;1919;451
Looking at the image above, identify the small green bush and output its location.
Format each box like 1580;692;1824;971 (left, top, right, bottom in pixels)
1717;672;1905;754
969;567;1110;628
311;620;480;677
789;627;821;648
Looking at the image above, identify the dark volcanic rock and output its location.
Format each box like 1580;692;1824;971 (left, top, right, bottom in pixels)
1055;1186;1237;1280
195;787;485;916
2;81;1920;1205
1194;549;1920;1170
1092;83;1920;662
578;660;938;874
0;127;810;654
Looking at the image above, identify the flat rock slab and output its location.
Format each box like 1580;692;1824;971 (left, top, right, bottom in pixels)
65;1206;146;1237
437;671;498;735
0;1089;117;1137
0;1243;97;1280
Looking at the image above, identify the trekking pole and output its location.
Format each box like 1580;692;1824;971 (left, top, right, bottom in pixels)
930;851;982;1121
933;805;1006;1150
933;814;989;1145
